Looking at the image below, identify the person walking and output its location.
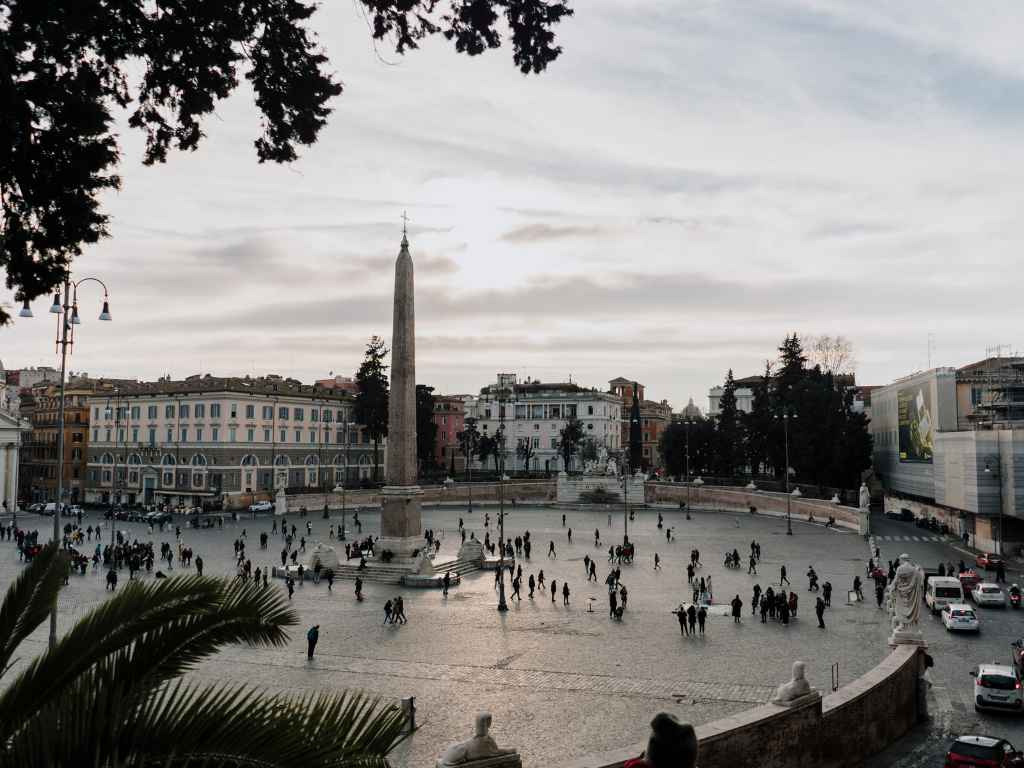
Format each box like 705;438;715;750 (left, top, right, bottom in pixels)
760;593;769;623
853;575;864;602
609;588;618;618
551;580;557;603
686;563;694;584
589;561;597;582
997;561;1007;584
307;625;320;660
326;570;334;592
780;565;790;586
548;541;556;558
443;571;451;597
697;605;707;635
816;597;826;628
731;595;742;623
654;553;661;570
562;582;570;606
383;599;393;624
568;528;573;544
752;584;761;615
286;576;295;600
395;596;407;624
528;573;535;598
875;581;885;608
748;554;757;575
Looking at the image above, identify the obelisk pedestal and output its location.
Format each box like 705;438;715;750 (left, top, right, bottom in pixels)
375;230;431;569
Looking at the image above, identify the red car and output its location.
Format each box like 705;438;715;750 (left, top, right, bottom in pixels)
977;553;1006;571
946;736;1024;768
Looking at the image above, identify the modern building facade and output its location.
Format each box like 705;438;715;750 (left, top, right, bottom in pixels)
608;378;672;470
84;375;384;508
467;374;621;473
870;359;1024;552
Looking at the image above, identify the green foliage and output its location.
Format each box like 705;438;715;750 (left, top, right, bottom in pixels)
1;0;573;324
742;361;773;476
558;416;585;471
658;418;714;480
477;433;496;471
714;369;745;476
456;418;480;478
579;437;601;463
354;336;389;481
515;437;535;472
0;542;406;767
415;384;438;475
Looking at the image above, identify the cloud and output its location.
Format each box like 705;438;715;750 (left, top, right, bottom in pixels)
499;223;605;243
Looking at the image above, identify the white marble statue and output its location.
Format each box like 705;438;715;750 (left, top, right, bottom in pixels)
859;482;870;511
438;712;520;768
888;553;925;644
606;459;618;477
771;661;819;707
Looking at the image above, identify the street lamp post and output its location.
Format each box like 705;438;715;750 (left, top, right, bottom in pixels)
496;423;509;612
22;276;112;648
776;412;796;536
621;457;630;543
985;458;1005;555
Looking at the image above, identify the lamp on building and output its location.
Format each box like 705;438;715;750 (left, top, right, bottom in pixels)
18;298;33;318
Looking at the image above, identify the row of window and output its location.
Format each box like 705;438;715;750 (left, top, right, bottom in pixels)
93;425;370;446
96;452;358;468
92;466;364;488
95;403;351;423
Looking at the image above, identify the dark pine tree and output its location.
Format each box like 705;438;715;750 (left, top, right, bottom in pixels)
353;336;389;482
415;385;437;479
714;369;745;477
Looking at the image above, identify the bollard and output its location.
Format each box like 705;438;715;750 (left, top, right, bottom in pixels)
401;696;416;732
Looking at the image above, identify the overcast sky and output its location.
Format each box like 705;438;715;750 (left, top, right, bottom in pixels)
4;1;1023;410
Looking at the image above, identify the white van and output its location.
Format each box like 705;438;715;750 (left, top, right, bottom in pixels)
926;576;964;613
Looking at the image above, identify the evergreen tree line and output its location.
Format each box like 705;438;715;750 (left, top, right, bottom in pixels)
658;334;873;491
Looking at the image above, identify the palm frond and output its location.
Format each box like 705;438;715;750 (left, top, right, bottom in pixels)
3;674;406;768
0;576;296;741
0;542;66;678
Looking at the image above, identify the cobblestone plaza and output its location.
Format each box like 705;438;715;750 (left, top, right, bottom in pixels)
5;505;895;766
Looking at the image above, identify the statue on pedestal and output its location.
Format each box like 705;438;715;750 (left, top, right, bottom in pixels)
859;483;870;511
438;712;520;768
770;661;819;708
889;553;925;646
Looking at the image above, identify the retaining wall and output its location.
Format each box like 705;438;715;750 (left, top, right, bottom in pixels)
565;645;924;768
647;484;863;531
278;481;557;513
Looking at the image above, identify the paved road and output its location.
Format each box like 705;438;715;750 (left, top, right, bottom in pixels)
866;513;1024;767
3;504;895;767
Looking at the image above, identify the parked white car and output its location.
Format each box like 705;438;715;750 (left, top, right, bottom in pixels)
248;500;274;514
942;603;980;632
973;583;1007;608
973;664;1024;712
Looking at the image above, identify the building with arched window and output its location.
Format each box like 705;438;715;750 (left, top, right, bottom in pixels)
83;374;383;508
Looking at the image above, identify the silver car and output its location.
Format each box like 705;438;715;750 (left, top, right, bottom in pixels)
973;583;1007;608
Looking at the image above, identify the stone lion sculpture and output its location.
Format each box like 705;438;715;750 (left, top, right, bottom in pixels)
771;661;818;707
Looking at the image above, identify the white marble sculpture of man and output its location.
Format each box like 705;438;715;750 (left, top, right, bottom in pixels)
438;712;519;767
890;553;924;631
859;483;870;511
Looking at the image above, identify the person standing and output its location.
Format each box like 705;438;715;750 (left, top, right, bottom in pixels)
687;603;697;635
307;625;320;660
443;571;451;597
326;570;334;592
997;560;1007;584
875;581;885;608
562;582;571;606
286;576;295;600
823;581;832;607
654;553;661;570
551;580;557;603
568;528;573;544
816;597;826;629
752;584;761;615
731;595;742;623
697;605;707;635
675;605;688;636
780;565;790;586
748;554;757;575
528;573;535;598
686;563;694;584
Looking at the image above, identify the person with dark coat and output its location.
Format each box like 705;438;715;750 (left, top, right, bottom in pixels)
730;595;742;623
686;604;697;635
307;625;319;659
697;605;707;634
816;597;826;628
623;713;698;768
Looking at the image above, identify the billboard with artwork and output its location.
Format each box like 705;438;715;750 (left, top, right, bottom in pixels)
898;385;934;463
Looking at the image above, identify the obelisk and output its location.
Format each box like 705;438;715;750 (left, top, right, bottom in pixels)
377;225;426;561
628;382;643;472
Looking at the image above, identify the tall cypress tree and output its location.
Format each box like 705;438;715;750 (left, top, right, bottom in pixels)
415;385;437;478
743;360;773;476
714;369;744;476
354;336;389;482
